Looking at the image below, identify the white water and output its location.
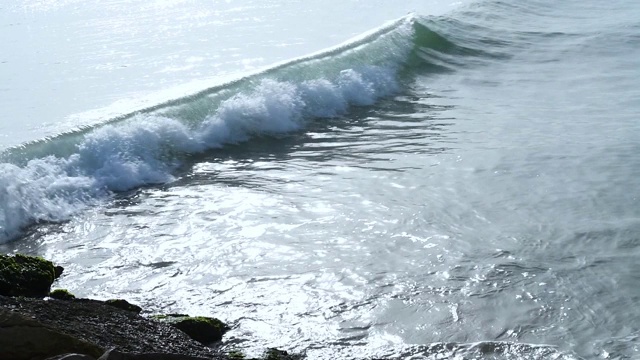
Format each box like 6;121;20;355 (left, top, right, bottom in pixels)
0;12;414;243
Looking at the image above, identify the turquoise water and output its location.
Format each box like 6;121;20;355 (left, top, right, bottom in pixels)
1;1;640;359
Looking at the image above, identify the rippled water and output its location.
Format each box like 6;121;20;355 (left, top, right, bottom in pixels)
2;0;640;359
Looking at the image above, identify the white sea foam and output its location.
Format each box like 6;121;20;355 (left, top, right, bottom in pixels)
0;63;402;243
0;16;417;242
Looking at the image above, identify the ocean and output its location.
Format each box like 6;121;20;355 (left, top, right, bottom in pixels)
1;0;640;358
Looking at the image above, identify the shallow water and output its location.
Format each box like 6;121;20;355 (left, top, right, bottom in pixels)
2;0;640;359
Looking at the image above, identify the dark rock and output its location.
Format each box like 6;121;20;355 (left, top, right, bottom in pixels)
0;307;104;360
105;299;142;314
54;265;65;279
0;253;57;297
151;314;229;345
0;295;218;358
98;348;213;360
45;354;96;360
227;351;246;359
50;289;77;300
262;348;303;360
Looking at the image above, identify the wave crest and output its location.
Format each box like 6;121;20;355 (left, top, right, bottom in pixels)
0;14;502;243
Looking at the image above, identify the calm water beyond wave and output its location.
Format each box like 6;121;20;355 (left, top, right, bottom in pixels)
1;0;640;359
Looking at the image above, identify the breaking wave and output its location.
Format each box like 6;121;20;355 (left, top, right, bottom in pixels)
0;14;500;243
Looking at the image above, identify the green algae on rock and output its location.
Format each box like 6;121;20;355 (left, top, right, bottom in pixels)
151;314;229;345
262;348;303;360
227;350;246;359
49;289;76;300
0;254;57;297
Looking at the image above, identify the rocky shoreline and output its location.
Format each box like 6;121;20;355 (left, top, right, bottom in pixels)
0;254;301;360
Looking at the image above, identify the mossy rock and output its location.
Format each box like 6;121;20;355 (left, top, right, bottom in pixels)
226;348;302;360
104;299;143;313
228;350;246;359
151;314;229;344
0;254;56;298
49;289;76;300
262;348;302;360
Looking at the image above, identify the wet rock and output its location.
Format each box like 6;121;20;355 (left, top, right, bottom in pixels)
0;307;104;360
0;253;57;297
54;265;65;279
45;354;96;360
97;348;213;360
227;350;246;359
262;348;303;360
105;299;142;314
50;289;77;300
151;314;229;345
0;295;217;357
224;348;303;360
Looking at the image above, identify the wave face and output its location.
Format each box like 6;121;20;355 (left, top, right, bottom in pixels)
0;14;495;243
